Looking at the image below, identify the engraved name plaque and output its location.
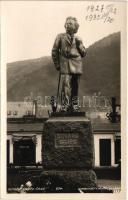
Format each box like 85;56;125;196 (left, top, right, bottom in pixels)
55;133;80;148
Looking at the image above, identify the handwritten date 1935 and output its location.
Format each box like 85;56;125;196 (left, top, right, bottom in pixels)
85;4;117;23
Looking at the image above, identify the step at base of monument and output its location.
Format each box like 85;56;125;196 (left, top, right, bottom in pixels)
40;169;97;188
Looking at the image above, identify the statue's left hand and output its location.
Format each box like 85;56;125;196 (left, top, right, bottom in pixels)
75;37;82;47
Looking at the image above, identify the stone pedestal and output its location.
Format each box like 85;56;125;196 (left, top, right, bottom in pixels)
42;115;97;188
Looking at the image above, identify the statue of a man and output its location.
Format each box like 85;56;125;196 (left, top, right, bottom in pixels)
52;16;86;112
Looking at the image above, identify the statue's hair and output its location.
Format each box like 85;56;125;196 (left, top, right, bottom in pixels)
64;16;79;33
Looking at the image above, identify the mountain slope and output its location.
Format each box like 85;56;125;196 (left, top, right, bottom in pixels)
7;32;120;101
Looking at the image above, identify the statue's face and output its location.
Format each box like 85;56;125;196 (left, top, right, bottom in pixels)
65;19;76;34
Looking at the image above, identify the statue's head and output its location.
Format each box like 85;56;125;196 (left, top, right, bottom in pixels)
64;16;79;34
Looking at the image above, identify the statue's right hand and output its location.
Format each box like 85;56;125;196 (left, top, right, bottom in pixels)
56;65;60;71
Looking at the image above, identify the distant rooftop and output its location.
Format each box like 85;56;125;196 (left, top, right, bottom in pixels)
7;101;113;120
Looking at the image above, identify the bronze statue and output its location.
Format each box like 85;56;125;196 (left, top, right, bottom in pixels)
52;17;86;112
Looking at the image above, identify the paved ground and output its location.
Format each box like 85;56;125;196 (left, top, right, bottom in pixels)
97;179;121;187
97;179;121;192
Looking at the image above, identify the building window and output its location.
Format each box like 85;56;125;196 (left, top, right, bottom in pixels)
7;111;11;115
99;139;111;166
7;140;10;165
13;111;18;115
115;139;121;164
26;110;32;116
13;139;36;166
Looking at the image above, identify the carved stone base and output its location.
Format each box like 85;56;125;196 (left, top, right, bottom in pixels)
42;116;97;187
42;116;94;169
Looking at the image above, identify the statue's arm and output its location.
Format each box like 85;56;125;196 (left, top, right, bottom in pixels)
75;36;87;57
52;34;61;70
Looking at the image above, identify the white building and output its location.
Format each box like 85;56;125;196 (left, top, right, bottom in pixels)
7;102;121;171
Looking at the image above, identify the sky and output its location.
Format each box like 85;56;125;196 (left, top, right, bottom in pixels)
1;1;126;63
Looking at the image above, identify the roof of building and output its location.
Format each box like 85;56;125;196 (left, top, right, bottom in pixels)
7;123;44;132
92;122;120;132
7;117;46;132
91;118;120;132
7;117;120;133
